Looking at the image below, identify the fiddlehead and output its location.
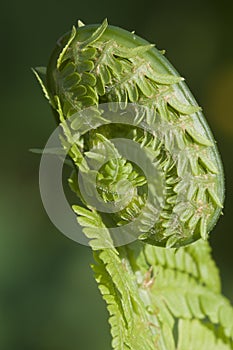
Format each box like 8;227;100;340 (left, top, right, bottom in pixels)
34;19;232;350
35;19;224;248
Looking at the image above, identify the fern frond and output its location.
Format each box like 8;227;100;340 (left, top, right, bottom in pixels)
35;19;231;350
127;240;233;348
75;207;158;349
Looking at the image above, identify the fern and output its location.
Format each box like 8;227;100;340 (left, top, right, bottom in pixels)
34;19;233;349
75;206;233;349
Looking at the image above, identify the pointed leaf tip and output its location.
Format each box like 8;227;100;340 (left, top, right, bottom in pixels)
57;26;76;69
102;18;108;25
80;18;108;48
77;20;85;27
32;67;50;101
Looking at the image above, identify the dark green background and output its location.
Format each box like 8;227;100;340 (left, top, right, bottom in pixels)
1;1;233;349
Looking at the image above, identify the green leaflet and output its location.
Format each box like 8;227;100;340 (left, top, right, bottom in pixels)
177;319;231;350
35;19;231;350
32;67;50;102
129;240;233;349
74;207;157;349
57;25;77;69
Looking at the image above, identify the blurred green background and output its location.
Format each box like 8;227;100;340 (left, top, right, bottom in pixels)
1;0;233;349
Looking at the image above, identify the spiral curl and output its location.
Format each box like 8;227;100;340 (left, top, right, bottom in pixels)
36;19;224;248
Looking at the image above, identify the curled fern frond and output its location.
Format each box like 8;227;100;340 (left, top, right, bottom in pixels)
37;19;225;247
34;19;231;350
